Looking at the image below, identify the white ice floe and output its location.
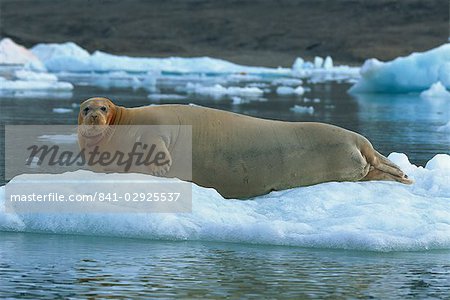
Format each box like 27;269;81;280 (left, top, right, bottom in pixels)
425;154;450;170
276;86;305;96
38;133;78;144
0;90;73;99
0;39;74;95
186;83;264;98
271;78;303;86
52;108;74;113
148;94;188;101
31;42;91;71
231;96;244;105
350;43;450;93
311;56;334;70
292;56;360;83
55;71;157;91
7;69;72;90
314;56;324;68
420;81;450;100
14;70;58;82
25;40;360;87
226;74;263;82
0;38;45;71
292;57;306;70
289;105;314;114
323;56;333;69
1;153;449;252
31;42;290;75
246;82;269;88
0;80;73;91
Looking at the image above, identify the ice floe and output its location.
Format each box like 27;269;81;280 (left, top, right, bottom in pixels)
1;38;363;93
37;133;78;144
148;94;188;101
350;43;450;93
292;56;360;83
186;83;264;99
272;78;303;86
0;153;449;252
31;42;290;75
289;105;314;114
0;39;73;95
52;108;74;113
0;38;45;71
276;86;305;96
0;79;73;91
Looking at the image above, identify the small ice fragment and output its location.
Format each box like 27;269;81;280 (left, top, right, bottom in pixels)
314;56;324;69
53;108;73;113
323;56;333;69
290;105;314;114
276;86;294;95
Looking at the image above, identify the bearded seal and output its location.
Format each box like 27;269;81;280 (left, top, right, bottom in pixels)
78;97;412;199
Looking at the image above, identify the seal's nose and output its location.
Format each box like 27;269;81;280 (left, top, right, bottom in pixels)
91;115;98;120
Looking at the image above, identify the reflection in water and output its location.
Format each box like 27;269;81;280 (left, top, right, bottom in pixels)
352;93;450;164
1;232;449;298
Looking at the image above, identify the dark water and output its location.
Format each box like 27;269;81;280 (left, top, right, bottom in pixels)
1;81;449;297
1;232;450;299
1;82;448;185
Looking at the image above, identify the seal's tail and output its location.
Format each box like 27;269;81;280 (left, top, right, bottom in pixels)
362;150;413;184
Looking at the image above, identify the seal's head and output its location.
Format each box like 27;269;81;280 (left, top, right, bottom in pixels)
78;97;117;139
78;97;116;126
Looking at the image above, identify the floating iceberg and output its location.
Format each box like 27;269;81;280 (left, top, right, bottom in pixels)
350;43;450;93
0;153;449;252
0;38;45;70
314;56;324;68
31;42;290;75
420;81;450;100
292;56;359;83
0;39;74;96
31;42;91;72
323;56;333;69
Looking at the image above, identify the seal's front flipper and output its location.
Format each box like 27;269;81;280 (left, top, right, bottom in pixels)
144;137;172;177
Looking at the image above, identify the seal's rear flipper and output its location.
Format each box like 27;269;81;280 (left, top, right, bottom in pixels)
362;151;413;184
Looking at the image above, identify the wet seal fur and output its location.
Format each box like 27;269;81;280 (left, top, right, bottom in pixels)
78;97;413;199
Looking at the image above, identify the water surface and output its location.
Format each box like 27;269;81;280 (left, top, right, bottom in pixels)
1;81;448;185
1;80;449;297
1;232;450;299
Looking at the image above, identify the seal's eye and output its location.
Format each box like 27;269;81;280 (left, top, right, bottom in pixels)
83;107;90;115
100;106;107;112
